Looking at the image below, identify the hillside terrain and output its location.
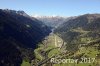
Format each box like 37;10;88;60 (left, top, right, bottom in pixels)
53;14;100;66
0;9;51;66
54;14;100;51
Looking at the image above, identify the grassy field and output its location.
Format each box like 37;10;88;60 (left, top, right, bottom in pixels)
21;60;30;66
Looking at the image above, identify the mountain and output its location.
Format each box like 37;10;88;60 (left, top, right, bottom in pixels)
33;15;68;28
0;9;51;66
54;14;100;51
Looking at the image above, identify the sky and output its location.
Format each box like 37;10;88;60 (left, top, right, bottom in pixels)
0;0;100;17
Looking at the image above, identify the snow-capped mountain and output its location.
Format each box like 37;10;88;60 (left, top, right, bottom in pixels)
32;15;68;28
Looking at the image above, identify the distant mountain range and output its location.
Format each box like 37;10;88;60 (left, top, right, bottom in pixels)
33;15;69;28
0;9;51;66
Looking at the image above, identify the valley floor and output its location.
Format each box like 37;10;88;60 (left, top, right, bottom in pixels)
21;33;100;66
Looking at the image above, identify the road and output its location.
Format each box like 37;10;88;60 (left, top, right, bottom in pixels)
54;35;57;47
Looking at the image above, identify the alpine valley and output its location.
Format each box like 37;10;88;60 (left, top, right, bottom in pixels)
0;9;100;66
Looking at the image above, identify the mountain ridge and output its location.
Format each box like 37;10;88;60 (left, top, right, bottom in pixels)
0;9;51;66
54;13;100;51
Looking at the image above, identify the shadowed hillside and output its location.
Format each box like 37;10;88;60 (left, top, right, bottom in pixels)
0;9;51;66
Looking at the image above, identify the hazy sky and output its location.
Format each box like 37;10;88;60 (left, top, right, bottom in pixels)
0;0;100;16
